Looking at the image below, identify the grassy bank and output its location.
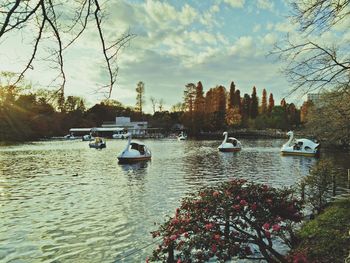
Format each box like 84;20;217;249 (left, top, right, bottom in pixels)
292;198;350;262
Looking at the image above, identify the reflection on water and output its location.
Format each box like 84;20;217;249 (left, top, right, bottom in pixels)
0;139;348;262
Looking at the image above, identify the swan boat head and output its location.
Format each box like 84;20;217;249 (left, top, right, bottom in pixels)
218;132;241;152
286;131;293;137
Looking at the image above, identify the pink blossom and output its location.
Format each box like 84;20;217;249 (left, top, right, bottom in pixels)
146;257;149;263
213;234;220;241
183;232;189;238
177;259;182;263
205;223;214;230
236;195;241;200
263;223;270;230
213;191;220;197
293;252;309;263
265;230;271;238
272;224;281;232
211;244;217;253
251;203;257;211
244;246;252;255
172;218;179;225
240;199;248;206
232;204;241;210
170;234;178;240
293;253;308;263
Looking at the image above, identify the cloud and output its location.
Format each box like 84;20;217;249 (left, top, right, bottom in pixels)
273;21;298;33
257;0;274;11
223;0;245;8
253;24;261;32
229;36;255;57
260;33;278;46
210;4;220;13
143;0;198;29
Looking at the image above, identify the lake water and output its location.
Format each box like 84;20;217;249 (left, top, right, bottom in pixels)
0;139;349;262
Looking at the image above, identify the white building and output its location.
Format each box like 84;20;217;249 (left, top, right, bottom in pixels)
102;117;148;135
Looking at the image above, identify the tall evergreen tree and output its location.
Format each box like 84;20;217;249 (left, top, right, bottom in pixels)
250;86;259;119
194;81;205;113
135;81;145;115
268;93;275;114
280;98;287;108
183;83;197;132
261;88;267;114
216;85;227;130
217;85;227;114
194;81;206;133
242;93;251;120
229;81;236;108
184;83;196;114
233;89;241;113
205;88;213;113
287;103;298;128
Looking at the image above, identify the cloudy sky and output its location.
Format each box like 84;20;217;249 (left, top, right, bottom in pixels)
1;0;308;112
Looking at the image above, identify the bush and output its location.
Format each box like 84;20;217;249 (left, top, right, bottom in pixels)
292;198;350;262
302;160;338;213
150;179;303;262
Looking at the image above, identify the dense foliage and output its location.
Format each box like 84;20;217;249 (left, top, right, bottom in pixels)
0;75;143;141
181;81;301;134
301;160;338;213
306;91;350;148
292;198;350;263
150;179;303;263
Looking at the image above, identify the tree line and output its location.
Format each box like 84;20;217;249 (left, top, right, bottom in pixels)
180;81;303;134
0;73;142;142
0;72;344;146
0;73;184;142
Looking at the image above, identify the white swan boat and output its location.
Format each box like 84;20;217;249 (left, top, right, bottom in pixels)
117;135;151;163
218;132;242;152
82;134;94;141
281;131;320;157
112;129;131;139
177;131;187;141
64;133;79;140
89;137;106;149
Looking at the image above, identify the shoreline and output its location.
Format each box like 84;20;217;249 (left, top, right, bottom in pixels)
195;129;287;140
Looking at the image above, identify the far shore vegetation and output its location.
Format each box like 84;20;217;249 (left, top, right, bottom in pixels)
1;72;348;149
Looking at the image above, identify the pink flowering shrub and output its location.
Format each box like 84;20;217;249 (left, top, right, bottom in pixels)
150;179;303;262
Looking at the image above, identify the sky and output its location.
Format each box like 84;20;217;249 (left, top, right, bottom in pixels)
0;0;313;112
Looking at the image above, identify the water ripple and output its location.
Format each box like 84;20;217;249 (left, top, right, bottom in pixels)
0;139;349;262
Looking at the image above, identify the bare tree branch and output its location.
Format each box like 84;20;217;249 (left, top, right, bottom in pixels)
93;0;135;98
14;12;46;86
291;0;350;33
0;0;135;99
272;1;350;97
